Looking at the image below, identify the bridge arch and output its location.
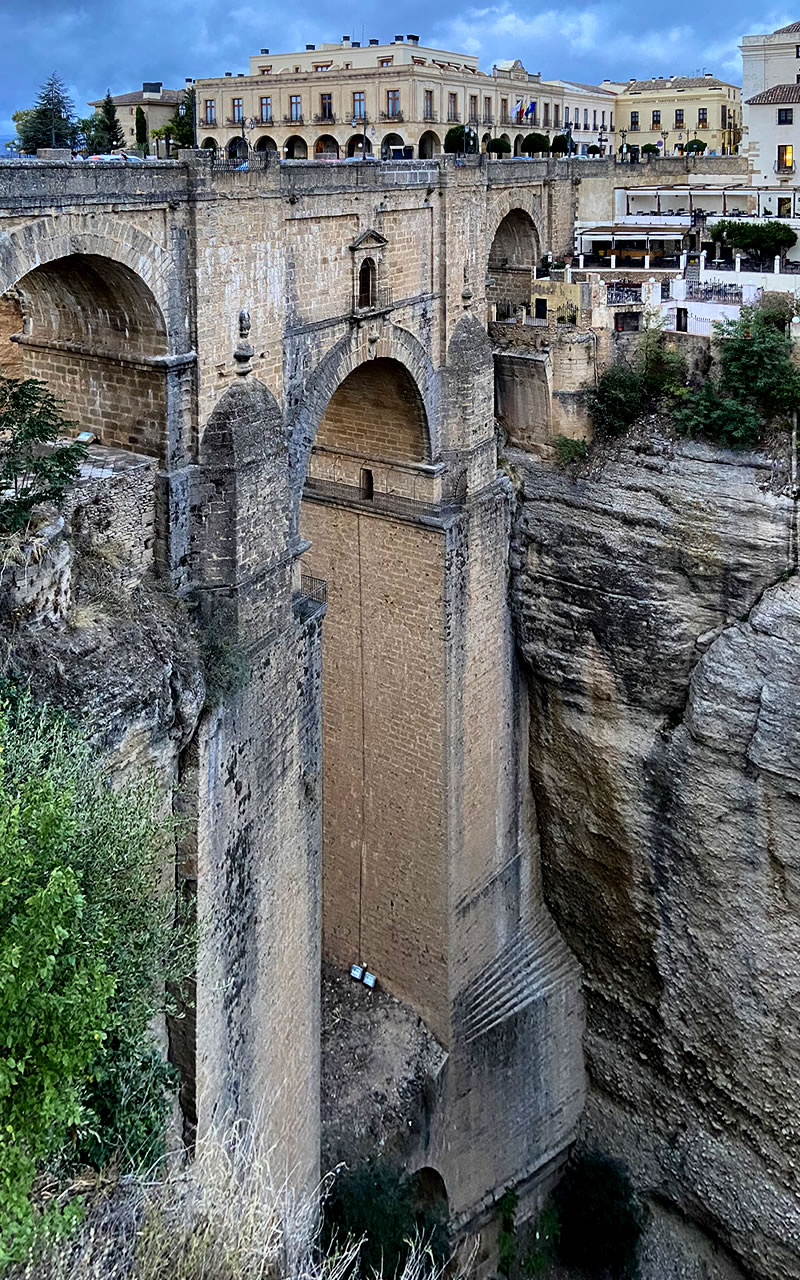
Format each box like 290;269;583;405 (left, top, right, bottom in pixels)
288;323;439;515
488;205;542;270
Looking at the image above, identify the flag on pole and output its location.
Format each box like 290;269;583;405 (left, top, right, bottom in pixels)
525;101;535;118
514;99;523;119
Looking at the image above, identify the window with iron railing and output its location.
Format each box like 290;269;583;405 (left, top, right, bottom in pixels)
290;95;302;121
353;91;365;119
204;99;216;124
469;95;478;122
424;89;434;120
448;92;458;121
675;108;684;126
260;97;271;122
698;108;708;127
319;93;333;121
778;108;794;125
386;89;401;118
232;98;243;123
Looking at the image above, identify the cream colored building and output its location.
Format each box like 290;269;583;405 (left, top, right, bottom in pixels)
194;36;578;158
88;82;185;148
538;78;618;153
610;76;741;157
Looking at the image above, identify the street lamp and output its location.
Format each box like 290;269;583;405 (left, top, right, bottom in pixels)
597;130;609;155
660;129;670;155
618;127;627;160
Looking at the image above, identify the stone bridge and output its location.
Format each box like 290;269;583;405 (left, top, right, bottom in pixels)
0;153;584;1227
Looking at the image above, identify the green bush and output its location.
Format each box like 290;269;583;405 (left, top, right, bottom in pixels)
522;1204;560;1276
553;435;588;466
641;143;659;156
675;380;762;449
686;138;707;153
586;364;645;436
587;144;602;156
487;136;512;155
444;125;467;153
322;1160;449;1277
713;304;800;414
554;1151;645;1277
0;376;85;534
550;134;569;155
497;1188;518;1278
0;683;188;1260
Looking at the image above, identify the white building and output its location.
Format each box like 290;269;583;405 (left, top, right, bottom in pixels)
740;20;800;187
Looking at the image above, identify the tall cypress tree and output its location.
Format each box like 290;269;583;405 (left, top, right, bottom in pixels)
97;89;125;151
135;104;149;154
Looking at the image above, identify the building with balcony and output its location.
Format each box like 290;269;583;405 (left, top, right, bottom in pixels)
537;79;618;154
610;76;742;157
193;35;590;159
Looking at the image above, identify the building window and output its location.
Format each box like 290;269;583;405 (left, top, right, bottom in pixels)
448;92;458;121
469;94;478;122
584;108;589;127
358;257;376;308
232;97;243;122
721;104;728;127
630;110;639;130
484;95;492;122
543;102;550;126
353;91;366;119
421;89;432;119
675;108;684;126
565;106;570;124
205;99;216;123
380;57;393;66
779;195;792;216
778;107;794;125
778;143;794;170
320;92;333;120
501;97;508;122
534;298;548;320
652;109;661;127
698;107;708;127
610;112;614;129
259;96;271;122
554;104;560;126
387;89;400;118
796;44;800;56
290;94;302;121
313;63;332;72
593;108;597;127
601;110;605;127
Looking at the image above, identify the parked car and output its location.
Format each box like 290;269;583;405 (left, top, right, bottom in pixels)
85;151;144;163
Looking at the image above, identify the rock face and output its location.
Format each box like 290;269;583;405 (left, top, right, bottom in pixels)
510;436;800;1279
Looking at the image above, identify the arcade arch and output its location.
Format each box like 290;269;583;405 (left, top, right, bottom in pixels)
227;136;247;159
381;132;405;158
314;135;339;159
255;135;277;152
418;130;441;158
346;134;372;157
285;135;308;159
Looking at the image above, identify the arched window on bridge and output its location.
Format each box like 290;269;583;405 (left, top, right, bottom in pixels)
358;257;377;309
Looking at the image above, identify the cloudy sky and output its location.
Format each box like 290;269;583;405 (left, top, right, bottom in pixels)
1;0;794;144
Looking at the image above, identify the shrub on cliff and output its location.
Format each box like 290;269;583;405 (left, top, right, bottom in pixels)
0;683;188;1261
553;1150;644;1277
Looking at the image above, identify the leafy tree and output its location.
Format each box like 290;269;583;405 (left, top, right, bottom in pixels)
686;138;707;153
135;104;149;154
150;124;171;158
95;89;125;151
586;363;645;435
0;376;85;534
714;304;800;415
0;685;187;1258
641;142;659;156
16;73;76;151
675;379;762;448
487;136;511;154
710;217;797;264
554;1151;645;1277
550;134;569;155
166;88;195;150
522;131;549;154
587;143;602;155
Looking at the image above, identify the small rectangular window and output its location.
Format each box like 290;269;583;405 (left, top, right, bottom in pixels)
593;108;597;127
652;109;661;127
205;99;216;123
676;307;688;332
448;91;458;121
630;111;639;130
360;468;374;500
320;92;333;120
675;108;684;126
778;108;794;125
353;91;365;118
232;97;243;122
778;143;794;170
795;43;800;56
387;89;400;119
698;107;708;126
290;95;302;121
259;96;271;122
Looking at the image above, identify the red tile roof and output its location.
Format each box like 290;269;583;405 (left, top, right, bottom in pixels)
88;88;183;107
746;82;800;104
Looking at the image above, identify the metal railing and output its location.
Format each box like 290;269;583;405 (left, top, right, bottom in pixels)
300;573;327;605
447;113;461;123
314;113;336;124
354;285;393;312
380;110;404;122
775;161;796;174
423;111;438;122
283;114;304;124
483;114;493;125
211;148;273;171
687;281;743;303
607;284;643;303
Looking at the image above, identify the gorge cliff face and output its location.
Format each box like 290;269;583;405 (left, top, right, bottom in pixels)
509;437;800;1279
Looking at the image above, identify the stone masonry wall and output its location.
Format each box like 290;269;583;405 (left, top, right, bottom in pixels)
316;358;430;463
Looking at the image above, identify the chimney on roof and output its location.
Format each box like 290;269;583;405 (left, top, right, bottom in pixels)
260;48;269;54
142;81;163;94
185;77;193;84
369;38;379;45
407;34;419;44
342;34;350;43
394;34;404;41
352;40;360;46
225;71;232;76
705;71;713;77
306;43;315;49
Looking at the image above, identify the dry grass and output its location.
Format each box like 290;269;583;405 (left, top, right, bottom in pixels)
16;1117;464;1280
